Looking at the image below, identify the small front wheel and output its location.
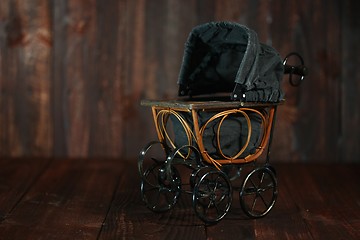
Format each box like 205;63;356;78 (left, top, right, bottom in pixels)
192;170;232;224
240;166;277;218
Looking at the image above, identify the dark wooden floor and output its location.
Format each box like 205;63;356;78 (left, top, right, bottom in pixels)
0;157;359;240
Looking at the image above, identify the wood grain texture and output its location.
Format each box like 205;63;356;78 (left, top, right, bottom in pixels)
340;0;360;162
0;158;52;222
0;0;52;157
0;0;359;162
0;158;123;239
0;158;359;239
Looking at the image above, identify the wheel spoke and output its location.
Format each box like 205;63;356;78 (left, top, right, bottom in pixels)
243;187;257;195
262;183;275;191
207;198;213;209
249;178;256;188
217;190;229;203
251;194;258;211
205;180;212;192
258;192;270;209
214;175;222;188
214;200;221;216
259;172;265;185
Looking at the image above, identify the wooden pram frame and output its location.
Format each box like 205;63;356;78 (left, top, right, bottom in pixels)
139;98;280;224
142;99;279;168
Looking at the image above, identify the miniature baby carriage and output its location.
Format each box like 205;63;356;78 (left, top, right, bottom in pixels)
138;22;307;224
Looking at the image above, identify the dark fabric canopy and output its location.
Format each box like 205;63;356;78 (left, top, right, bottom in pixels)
177;22;284;102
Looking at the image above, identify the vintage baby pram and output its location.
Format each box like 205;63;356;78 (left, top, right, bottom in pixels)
138;22;307;224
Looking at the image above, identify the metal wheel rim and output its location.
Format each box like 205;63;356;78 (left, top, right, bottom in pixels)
141;162;181;212
192;170;232;224
240;167;277;218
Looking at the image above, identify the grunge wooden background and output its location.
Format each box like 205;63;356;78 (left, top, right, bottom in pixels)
0;0;359;162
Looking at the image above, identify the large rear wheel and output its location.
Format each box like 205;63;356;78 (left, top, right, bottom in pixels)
141;162;181;212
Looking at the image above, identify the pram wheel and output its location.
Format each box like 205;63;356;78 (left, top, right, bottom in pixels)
141;162;181;212
240;166;278;218
192;170;232;224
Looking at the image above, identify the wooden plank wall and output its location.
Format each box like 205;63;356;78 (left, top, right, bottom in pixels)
0;0;359;162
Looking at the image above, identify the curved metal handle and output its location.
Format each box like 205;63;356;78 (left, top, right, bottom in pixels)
283;52;308;86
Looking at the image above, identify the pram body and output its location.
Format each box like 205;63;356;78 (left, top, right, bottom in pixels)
138;22;306;224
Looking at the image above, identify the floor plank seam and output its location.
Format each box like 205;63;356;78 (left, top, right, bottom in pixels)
0;158;55;224
96;173;123;239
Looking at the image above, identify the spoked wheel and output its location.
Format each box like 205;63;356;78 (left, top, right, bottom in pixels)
192;170;232;224
240;166;277;218
141;161;181;212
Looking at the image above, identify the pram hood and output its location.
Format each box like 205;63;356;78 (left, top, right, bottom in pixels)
178;22;284;102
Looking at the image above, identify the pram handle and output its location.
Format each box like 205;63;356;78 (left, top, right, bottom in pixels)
284;64;308;77
283;52;308;86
